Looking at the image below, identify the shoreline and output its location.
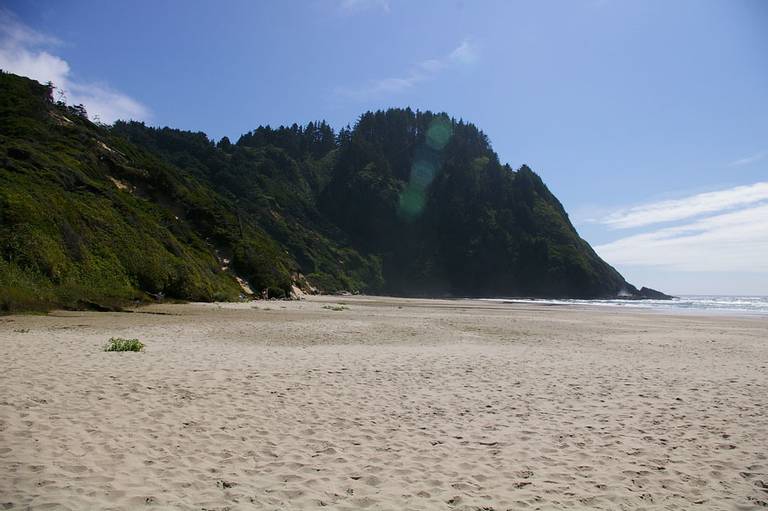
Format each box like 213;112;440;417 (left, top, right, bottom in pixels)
7;291;766;320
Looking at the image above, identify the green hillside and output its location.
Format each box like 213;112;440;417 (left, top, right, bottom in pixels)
1;72;641;312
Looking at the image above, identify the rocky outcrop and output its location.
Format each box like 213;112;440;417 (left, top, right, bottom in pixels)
638;287;674;300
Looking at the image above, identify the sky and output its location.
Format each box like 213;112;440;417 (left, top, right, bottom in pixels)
1;0;766;295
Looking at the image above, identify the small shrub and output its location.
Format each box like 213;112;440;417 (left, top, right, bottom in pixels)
104;337;144;352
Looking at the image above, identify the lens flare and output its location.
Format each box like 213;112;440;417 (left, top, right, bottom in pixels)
426;116;452;151
398;116;453;220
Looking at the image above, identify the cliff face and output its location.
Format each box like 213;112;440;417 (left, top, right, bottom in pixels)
1;72;652;311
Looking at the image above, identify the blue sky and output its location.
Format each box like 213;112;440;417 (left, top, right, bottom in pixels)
2;0;766;294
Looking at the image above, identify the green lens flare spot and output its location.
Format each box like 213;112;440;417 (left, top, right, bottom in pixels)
426;116;452;150
398;184;425;220
411;159;436;188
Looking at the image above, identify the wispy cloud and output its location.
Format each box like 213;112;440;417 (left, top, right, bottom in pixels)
0;8;149;123
339;0;390;13
595;181;768;273
595;203;768;272
728;150;766;167
599;182;768;229
336;39;478;100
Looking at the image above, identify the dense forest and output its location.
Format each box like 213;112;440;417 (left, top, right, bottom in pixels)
0;72;661;311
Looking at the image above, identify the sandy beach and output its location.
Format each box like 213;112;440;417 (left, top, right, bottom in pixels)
1;296;767;510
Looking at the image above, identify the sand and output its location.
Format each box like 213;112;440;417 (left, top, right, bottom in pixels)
1;296;767;510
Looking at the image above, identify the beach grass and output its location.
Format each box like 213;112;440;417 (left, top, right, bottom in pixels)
104;337;144;352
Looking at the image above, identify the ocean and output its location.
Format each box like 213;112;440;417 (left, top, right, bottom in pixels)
484;295;768;316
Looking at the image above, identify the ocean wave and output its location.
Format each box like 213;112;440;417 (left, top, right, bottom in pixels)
481;296;768;316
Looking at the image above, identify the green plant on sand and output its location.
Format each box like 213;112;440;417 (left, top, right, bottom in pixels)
104;337;145;352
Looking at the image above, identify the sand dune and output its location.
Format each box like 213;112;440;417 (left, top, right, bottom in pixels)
1;296;767;509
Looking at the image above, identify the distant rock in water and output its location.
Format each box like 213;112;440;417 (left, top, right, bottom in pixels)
617;285;673;300
0;71;668;311
638;287;674;300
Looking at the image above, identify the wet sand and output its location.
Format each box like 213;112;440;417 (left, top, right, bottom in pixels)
1;296;767;510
